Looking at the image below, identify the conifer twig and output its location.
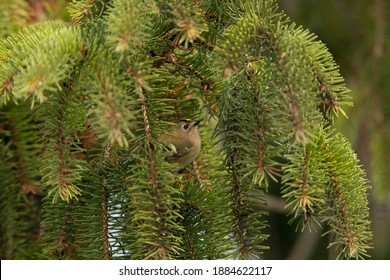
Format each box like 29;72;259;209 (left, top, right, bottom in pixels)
191;161;204;189
101;143;112;260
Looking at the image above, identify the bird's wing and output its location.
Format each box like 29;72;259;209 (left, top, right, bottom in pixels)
172;145;193;157
165;140;194;163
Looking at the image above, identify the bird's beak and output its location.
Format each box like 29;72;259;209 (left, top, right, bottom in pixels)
194;120;201;126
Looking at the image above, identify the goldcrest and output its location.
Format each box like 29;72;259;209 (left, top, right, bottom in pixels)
160;119;201;168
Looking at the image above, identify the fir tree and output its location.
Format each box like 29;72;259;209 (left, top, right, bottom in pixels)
0;0;372;259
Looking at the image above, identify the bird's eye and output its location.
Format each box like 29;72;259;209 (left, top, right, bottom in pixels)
183;124;189;130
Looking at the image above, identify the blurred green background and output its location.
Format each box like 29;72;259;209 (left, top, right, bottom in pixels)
1;0;389;259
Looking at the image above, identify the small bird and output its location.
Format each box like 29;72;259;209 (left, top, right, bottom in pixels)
160;119;201;168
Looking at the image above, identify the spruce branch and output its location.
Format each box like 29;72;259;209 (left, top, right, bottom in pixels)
3;104;41;194
76;50;137;147
120;63;185;260
105;0;157;55
215;67;270;258
0;0;374;260
178;125;235;259
0;0;29;37
282;129;328;229
282;128;372;259
0;21;84;106
100;143;112;260
168;0;209;48
67;0;108;25
191;161;204;189
40;199;76;259
0;142;22;259
323;133;372;259
36;87;85;202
